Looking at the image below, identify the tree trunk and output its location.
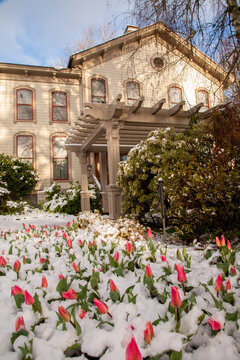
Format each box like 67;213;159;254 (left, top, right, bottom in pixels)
226;0;240;47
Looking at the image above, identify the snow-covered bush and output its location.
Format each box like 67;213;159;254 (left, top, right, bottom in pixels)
41;182;100;215
118;109;240;241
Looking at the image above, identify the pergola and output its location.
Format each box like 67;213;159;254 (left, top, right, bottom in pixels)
65;95;218;219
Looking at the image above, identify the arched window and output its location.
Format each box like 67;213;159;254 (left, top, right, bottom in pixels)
169;86;182;107
126;81;140;105
16;89;33;121
91;78;106;103
197;90;209;111
52;136;69;180
52;91;68;122
16;135;34;165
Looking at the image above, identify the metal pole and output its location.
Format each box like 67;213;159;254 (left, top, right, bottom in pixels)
158;178;166;239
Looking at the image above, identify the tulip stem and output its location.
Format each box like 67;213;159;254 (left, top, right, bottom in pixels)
70;320;76;329
107;312;112;318
182;283;185;296
176;308;179;323
17;272;19;280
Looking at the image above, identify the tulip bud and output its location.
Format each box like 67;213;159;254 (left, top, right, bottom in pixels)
176;265;187;284
78;309;86;319
160;255;167;263
110;279;119;293
93;298;108;314
0;256;7;267
227;240;232;251
11;285;24;296
171;286;181;308
14;260;21;273
126;242;134;253
216;237;221;247
145;265;153;278
208;318;221;331
24;290;35;305
144;322;154;344
147;228;152;239
72;262;80;272
220;235;225;247
41;275;48;288
214;274;222;295
230;265;236;276
62;288;78;300
15;316;26;332
67;238;72;248
40;258;46;264
78;239;83;247
113;251;119;263
225;279;231;291
125;336;143;360
58;306;71;322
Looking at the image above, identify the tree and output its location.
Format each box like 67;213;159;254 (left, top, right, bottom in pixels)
124;0;240;86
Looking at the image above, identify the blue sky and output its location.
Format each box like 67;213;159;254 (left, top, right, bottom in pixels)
0;0;130;67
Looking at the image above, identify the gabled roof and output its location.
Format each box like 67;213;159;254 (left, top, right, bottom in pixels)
68;21;234;86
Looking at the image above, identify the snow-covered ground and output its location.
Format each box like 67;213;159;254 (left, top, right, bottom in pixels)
0;209;239;360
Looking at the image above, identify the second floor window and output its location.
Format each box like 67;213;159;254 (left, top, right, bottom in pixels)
52;136;69;180
197;90;209;112
16;89;33;121
169;86;182;107
52;91;67;121
126;81;140;105
16;135;34;165
91;78;106;103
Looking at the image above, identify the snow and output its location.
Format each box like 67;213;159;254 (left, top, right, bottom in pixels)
0;209;239;359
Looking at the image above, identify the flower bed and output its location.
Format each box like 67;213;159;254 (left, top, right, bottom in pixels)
0;211;239;360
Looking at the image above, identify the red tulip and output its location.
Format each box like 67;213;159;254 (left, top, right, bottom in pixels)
40;258;46;264
160;255;167;263
171;286;181;308
41;276;48;288
220;235;225;247
93;298;109;314
230;265;236;276
214;274;222;295
227;240;232;251
11;285;24;296
24;290;35;305
67;238;72;248
110;279;119;293
14;260;21;273
176;266;187;283
62;288;78;300
78;309;86;319
0;256;6;266
208;318;221;331
145;265;153;278
216;237;221;247
113;251;119;262
78;239;83;247
147;228;152;239
126;242;134;253
225;279;231;291
15;316;26;332
125;336;143;360
58;306;71;322
72;262;80;272
144;321;154;344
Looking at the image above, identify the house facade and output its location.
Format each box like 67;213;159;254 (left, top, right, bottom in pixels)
0;22;231;211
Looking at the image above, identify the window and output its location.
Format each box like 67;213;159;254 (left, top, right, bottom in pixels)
197;90;209;112
169;86;182;107
16;89;33;121
52;136;69;180
16;135;34;165
91;78;106;103
52;91;67;122
126;81;140;105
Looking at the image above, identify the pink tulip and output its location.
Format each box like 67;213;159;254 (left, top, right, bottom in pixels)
14;260;21;273
72;262;80;272
78;239;83;247
110;279;119;293
220;235;225;247
214;274;222;295
0;256;6;266
78;309;86;319
144;321;154;344
126;242;134;253
11;285;24;296
147;228;152;239
24;290;35;305
125;336;143;360
208;318;221;331
145;265;153;278
15;316;26;332
58;306;71;322
113;251;119;262
227;240;232;251
160;255;167;263
41;276;48;288
40;258;46;264
67;238;72;248
176;265;187;283
225;279;231;291
230;265;236;276
171;286;181;308
62;233;67;239
62;288;78;300
93;298;109;314
216;237;221;247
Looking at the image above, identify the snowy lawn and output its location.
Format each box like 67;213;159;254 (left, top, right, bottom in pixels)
0;210;239;360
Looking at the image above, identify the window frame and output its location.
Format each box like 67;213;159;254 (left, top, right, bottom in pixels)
51;91;68;123
168;86;183;108
15;134;35;166
126;81;140;105
91;77;106;104
196;89;210;111
16;88;34;121
52;135;69;181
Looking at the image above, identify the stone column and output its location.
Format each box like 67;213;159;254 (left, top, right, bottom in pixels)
77;151;91;211
105;122;122;219
99;152;108;213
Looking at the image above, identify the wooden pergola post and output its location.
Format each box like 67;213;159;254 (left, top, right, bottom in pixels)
99;152;108;213
79;151;91;211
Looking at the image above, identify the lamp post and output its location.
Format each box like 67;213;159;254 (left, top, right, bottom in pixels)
158;178;166;239
87;163;92;176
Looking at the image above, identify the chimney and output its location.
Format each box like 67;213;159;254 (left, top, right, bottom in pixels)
124;25;139;34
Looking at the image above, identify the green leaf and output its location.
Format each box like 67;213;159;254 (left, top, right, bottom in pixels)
226;311;238;321
114;266;123;277
169;350;183;360
176;249;182;261
78;284;88;300
8;245;13;255
33;293;42;314
217;262;229;276
110;290;120;302
205;249;212;260
11;329;29;345
13;294;25;309
108;254;117;268
56;277;69;295
222;292;235;306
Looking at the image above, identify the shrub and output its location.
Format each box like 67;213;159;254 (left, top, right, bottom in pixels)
0;153;39;200
118;107;240;241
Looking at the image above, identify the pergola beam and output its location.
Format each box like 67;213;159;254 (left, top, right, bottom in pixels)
131;96;145;113
80;124;106;151
151;98;166;114
169;101;185;116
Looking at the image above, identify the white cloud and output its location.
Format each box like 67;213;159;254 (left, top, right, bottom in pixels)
0;0;129;66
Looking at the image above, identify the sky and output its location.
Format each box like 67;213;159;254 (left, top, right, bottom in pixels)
0;0;130;67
